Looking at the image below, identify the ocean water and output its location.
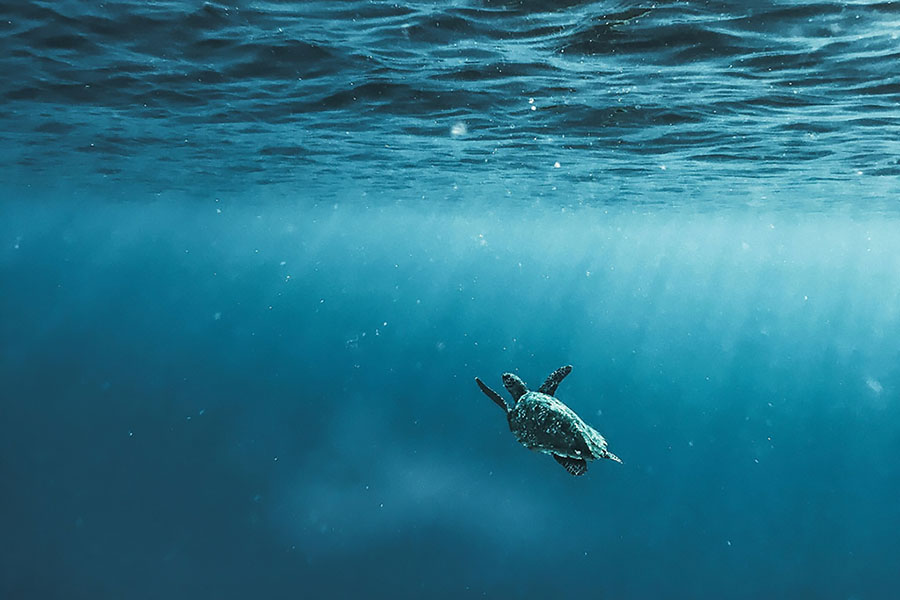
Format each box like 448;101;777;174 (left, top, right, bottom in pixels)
2;1;900;598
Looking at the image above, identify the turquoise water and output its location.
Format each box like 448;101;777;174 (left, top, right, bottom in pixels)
3;1;900;598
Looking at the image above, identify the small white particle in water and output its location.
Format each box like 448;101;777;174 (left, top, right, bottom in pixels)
531;105;536;111
856;170;863;176
866;378;883;394
280;261;286;266
128;430;133;437
273;457;278;462
213;312;221;320
450;121;467;136
688;440;694;447
529;98;534;104
380;503;384;508
216;208;221;214
659;164;667;170
553;161;561;168
727;540;732;546
803;295;808;301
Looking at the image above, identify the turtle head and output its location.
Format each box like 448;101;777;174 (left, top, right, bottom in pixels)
501;372;528;403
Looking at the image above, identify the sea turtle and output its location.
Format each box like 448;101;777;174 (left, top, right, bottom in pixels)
475;365;622;476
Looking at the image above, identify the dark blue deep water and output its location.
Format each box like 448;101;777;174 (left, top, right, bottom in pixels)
3;1;900;599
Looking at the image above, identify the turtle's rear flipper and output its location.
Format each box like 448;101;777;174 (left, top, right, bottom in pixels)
539;365;572;395
475;377;509;412
553;454;587;476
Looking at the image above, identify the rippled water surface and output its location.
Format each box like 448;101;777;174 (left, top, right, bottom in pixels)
3;0;900;202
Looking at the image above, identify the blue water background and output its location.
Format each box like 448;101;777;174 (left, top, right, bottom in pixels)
3;1;900;598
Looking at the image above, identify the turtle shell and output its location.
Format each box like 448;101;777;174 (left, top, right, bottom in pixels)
508;391;609;460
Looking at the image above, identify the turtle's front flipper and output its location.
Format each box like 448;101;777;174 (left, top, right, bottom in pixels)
553;454;587;476
475;377;509;412
539;365;572;395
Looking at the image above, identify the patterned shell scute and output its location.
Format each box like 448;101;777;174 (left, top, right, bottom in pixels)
509;391;608;459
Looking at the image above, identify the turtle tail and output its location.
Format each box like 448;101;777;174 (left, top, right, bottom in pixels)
605;450;623;464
